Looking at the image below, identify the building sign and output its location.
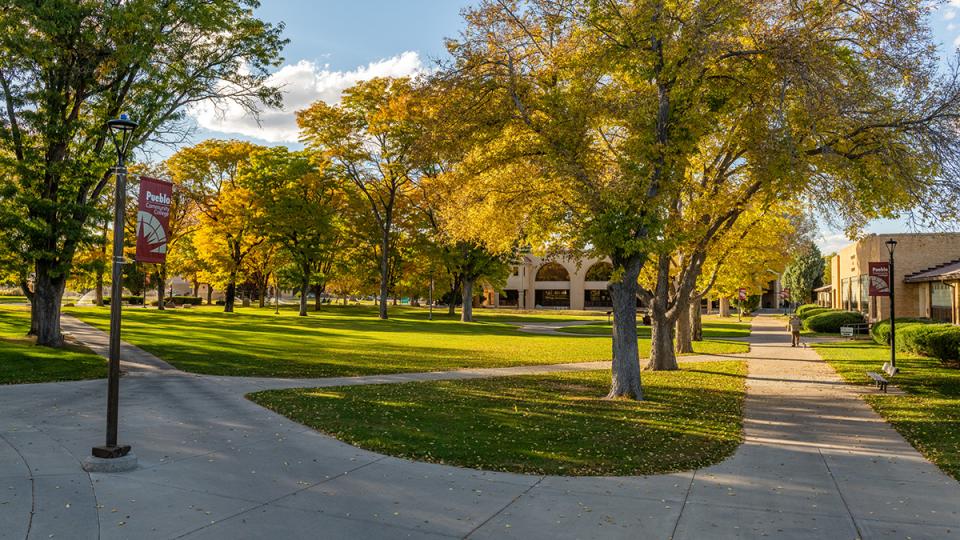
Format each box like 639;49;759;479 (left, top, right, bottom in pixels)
738;288;747;301
868;262;890;296
136;176;173;264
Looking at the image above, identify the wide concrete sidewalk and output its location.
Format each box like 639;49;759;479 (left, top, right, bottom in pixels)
1;316;958;539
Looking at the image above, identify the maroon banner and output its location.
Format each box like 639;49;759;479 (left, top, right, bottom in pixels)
738;288;747;301
136;176;173;264
869;262;890;296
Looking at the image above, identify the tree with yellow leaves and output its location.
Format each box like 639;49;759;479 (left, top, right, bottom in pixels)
298;77;423;320
169;140;263;312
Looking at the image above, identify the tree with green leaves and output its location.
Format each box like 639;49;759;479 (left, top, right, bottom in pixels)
439;0;960;398
0;0;285;345
783;243;825;305
244;147;342;317
298;77;423;320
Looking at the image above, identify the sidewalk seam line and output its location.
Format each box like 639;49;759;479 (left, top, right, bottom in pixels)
463;476;544;539
170;455;388;539
669;470;696;539
818;447;864;539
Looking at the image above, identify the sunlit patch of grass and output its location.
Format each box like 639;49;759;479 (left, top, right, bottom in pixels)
0;306;106;384
814;340;960;480
248;361;746;476
67;304;743;378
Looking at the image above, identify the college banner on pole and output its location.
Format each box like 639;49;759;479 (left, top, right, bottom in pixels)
868;262;890;296
135;176;173;264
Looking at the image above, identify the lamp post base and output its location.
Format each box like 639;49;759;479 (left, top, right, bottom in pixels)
82;451;137;473
91;444;132;459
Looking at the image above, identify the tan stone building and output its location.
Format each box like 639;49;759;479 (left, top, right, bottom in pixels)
482;255;624;310
827;233;960;324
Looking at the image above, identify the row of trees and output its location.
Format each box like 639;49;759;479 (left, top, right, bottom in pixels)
4;1;960;403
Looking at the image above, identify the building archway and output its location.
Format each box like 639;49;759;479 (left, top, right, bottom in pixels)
536;262;570;282
585;261;613;281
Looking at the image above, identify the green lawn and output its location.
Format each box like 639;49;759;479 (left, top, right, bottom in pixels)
557;316;752;338
0;306;106;384
813;340;960;481
248;360;746;476
66;304;747;377
0;296;27;304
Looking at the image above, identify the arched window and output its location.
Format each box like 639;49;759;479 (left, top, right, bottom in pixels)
585;262;613;281
535;262;570;281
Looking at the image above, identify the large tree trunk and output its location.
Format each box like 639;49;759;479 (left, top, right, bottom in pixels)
299;278;309;317
314;284;322;311
192;279;199;299
719;296;730;317
206;284;213;305
224;272;237;313
378;229;390;320
95;272;104;307
648;309;679;370
32;267;66;347
606;256;643;400
675;301;693;354
461;278;474;322
691;298;703;342
258;284;266;308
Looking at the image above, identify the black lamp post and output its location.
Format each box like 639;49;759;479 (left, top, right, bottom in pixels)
92;114;138;460
885;238;898;369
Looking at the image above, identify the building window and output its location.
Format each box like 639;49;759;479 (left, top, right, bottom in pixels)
536;263;570;281
841;278;850;311
536;289;569;307
585;262;613;281
584;289;612;308
511;266;519;277
500;289;519;307
931;282;953;323
859;275;869;314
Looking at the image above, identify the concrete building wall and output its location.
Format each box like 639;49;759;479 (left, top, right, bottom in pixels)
486;255;613;310
829;233;960;321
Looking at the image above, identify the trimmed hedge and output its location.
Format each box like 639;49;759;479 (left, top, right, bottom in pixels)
803;310;866;333
795;304;821;318
870;318;932;345
871;318;960;363
103;296;144;306
799;307;832;320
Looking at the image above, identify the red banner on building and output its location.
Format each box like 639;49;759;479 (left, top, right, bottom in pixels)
869;262;890;296
136;176;173;264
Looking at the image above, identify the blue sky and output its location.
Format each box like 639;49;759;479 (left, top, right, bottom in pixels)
187;1;960;253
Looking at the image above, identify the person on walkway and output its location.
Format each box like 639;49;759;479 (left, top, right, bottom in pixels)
788;314;802;347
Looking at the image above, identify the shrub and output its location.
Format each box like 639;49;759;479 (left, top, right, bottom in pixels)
103;296;144;306
899;323;956;354
803;310;865;333
798;307;833;320
795;304;820;317
170;296;202;305
871;318;932;345
923;328;960;363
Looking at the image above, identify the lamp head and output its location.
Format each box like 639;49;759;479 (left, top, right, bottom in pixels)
885;238;898;255
105;114;138;162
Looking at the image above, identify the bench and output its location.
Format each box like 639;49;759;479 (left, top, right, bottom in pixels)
866;362;899;393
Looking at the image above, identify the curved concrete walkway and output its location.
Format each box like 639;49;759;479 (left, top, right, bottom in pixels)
0;316;958;539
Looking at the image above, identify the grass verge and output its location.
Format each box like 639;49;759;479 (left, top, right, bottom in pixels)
0;306;106;384
248;360;746;476
557;317;752;339
813;340;960;481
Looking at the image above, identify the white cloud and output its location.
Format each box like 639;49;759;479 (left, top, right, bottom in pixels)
946;10;957;20
189;51;425;143
816;232;851;255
